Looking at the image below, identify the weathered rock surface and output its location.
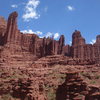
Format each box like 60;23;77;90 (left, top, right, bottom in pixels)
0;16;7;45
0;11;100;100
93;35;100;64
0;12;69;68
0;65;100;100
4;11;18;43
56;71;100;100
0;12;100;68
71;30;100;65
0;12;99;68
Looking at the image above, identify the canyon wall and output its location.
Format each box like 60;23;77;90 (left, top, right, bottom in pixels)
0;11;100;66
71;30;100;64
3;12;65;56
0;12;66;67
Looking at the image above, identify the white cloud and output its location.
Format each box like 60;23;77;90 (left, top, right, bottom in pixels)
67;5;75;11
35;31;43;35
22;0;40;21
21;29;34;34
69;41;72;45
45;32;60;39
45;32;53;38
21;29;43;35
11;4;18;8
54;33;60;39
90;39;96;44
21;30;60;39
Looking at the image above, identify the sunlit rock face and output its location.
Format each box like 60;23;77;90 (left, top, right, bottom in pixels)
56;71;100;100
4;11;18;43
0;11;100;100
71;30;100;64
0;11;100;68
0;12;67;68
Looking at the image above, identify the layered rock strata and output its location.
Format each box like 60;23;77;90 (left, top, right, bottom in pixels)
56;71;100;100
71;30;100;65
0;12;100;67
0;12;65;67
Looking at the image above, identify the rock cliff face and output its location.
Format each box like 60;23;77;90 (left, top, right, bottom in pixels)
0;11;100;100
71;30;100;64
93;35;100;64
71;30;85;59
0;11;100;67
0;12;67;67
0;11;65;55
56;71;100;100
0;16;7;45
4;12;18;43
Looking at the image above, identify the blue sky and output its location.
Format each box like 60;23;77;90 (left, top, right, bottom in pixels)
0;0;100;44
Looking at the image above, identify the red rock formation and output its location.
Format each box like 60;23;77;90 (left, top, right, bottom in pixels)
96;35;100;43
0;11;100;100
71;30;85;59
72;30;85;46
0;11;66;67
71;30;100;65
56;71;100;100
0;16;7;45
4;11;18;43
58;35;65;54
93;35;100;64
62;45;71;56
0;12;100;67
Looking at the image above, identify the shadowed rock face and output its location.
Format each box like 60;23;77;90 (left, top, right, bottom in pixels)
93;35;100;64
58;35;65;54
0;16;7;45
96;35;100;43
0;11;100;67
72;30;85;46
4;11;18;43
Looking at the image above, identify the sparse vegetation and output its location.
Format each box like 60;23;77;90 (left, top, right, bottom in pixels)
90;80;96;84
0;64;100;100
94;74;100;79
1;94;12;100
47;88;56;100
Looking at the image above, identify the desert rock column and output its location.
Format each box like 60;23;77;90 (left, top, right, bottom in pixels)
4;11;18;43
0;16;7;45
58;35;65;54
93;35;100;64
71;30;85;59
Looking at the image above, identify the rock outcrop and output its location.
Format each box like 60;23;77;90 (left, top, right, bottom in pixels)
0;11;100;100
0;16;7;45
71;30;85;59
0;60;100;100
93;35;100;64
71;30;100;65
0;12;66;67
4;11;18;43
0;11;100;68
3;12;65;57
56;71;100;100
